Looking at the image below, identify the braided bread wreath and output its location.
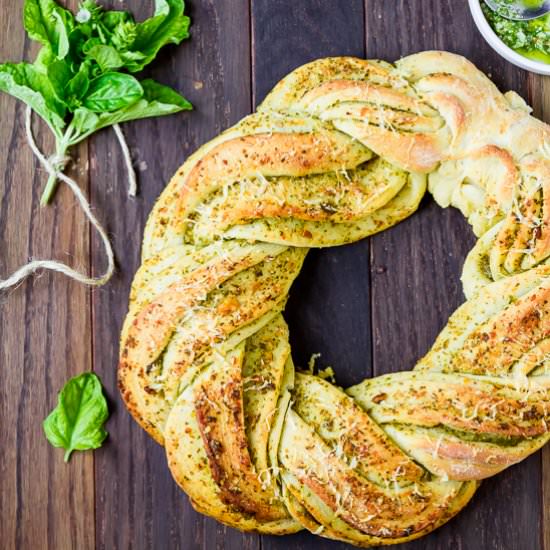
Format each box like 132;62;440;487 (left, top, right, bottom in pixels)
118;51;550;546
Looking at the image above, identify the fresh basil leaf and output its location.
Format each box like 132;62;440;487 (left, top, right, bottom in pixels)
33;44;56;73
100;79;192;125
49;61;91;111
70;79;190;144
110;20;138;51
0;62;65;136
71;107;99;136
71;23;92;45
139;78;192;111
81;38;105;78
52;10;70;59
65;27;90;68
120;50;147;64
126;0;190;72
46;58;72;102
85;44;124;72
83;72;143;112
24;0;61;44
94;20;111;46
101;10;133;32
66;61;90;104
24;0;75;59
43;372;109;462
82;36;103;55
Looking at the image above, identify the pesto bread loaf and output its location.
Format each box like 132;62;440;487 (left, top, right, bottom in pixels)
119;51;550;546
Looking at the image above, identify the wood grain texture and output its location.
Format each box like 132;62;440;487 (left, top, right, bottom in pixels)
0;0;549;549
0;1;94;550
88;2;254;549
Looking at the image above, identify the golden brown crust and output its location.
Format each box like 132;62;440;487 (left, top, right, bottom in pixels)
193;347;288;521
119;51;550;545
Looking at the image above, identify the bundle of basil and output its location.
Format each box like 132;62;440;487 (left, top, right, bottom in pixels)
2;1;191;460
0;0;191;206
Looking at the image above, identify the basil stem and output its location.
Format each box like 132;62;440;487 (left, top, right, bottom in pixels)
39;126;75;205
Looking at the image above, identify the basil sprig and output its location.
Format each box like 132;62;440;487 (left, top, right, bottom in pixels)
1;0;191;205
43;372;109;462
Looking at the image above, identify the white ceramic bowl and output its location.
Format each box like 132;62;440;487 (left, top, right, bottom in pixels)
468;0;550;75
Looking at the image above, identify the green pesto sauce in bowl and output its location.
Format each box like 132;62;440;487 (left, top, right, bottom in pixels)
482;1;550;63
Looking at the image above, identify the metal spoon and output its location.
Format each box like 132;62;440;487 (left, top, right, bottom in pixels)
484;0;550;20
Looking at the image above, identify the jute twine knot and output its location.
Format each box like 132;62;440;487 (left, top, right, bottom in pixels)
0;107;118;291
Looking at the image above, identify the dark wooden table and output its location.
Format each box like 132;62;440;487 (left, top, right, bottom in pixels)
1;1;549;549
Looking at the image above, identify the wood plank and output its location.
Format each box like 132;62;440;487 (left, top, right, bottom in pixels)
0;1;94;549
251;0;368;398
367;1;542;550
527;72;550;550
88;2;254;549
251;1;366;549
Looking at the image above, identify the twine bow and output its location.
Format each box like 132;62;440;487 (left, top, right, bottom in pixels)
0;107;116;291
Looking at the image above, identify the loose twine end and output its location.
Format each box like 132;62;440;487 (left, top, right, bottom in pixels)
113;123;137;198
0;107;117;291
